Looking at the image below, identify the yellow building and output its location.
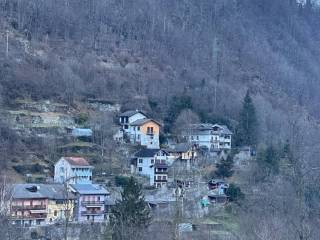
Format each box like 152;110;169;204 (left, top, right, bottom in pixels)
47;197;75;223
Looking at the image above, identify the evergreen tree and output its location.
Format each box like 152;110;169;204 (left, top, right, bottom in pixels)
226;183;244;203
110;177;151;240
257;145;280;177
235;90;258;146
214;154;234;179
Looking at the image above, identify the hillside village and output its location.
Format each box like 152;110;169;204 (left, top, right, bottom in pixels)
0;97;254;239
1;1;320;240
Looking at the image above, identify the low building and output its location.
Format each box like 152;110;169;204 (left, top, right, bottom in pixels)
54;157;93;184
11;184;76;226
69;184;109;223
131;149;169;187
183;124;232;151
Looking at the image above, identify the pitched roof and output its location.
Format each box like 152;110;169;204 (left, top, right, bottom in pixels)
119;110;147;117
70;184;109;195
63;157;90;166
12;184;76;200
188;123;233;135
173;143;193;153
130;118;161;126
134;148;166;158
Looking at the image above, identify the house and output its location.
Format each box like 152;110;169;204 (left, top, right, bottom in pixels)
10;184;76;226
117;110;161;149
183;124;232;151
69;184;109;223
119;110;147;132
171;143;198;161
131;149;169;187
54;157;93;184
128;118;161;149
207;180;229;204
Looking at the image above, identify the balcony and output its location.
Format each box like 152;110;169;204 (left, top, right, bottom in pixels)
12;205;46;211
155;169;168;174
81;210;104;216
11;213;47;220
146;132;154;136
81;201;105;206
154;179;167;183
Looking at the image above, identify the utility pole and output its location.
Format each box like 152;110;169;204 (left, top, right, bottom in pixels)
6;30;9;58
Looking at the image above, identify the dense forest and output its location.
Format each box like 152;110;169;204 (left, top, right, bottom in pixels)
1;0;320;239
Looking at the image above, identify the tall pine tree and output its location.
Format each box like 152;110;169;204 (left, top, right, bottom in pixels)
109;177;151;240
235;90;258;146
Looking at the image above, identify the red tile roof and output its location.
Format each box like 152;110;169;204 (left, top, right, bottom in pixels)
63;157;90;166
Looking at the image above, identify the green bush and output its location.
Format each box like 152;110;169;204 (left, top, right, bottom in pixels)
75;112;89;126
115;176;131;187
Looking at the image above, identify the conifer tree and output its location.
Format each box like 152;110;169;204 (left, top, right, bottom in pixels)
214;155;234;179
110;177;151;240
235;90;258;146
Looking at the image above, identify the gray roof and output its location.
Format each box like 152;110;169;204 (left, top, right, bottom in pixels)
130;118;161;126
119;110;147;118
188;124;232;135
70;184;109;195
173;143;193;153
72;128;93;137
12;184;76;200
134;148;168;158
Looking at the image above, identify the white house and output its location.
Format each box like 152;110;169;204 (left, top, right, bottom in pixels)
117;110;161;149
183;124;232;151
131;149;169;188
54;157;93;184
119;110;147;132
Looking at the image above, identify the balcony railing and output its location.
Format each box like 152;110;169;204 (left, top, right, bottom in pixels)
11;214;47;219
154;179;167;183
81;210;104;216
12;205;46;210
81;201;105;206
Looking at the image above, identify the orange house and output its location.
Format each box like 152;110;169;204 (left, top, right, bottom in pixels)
129;118;161;149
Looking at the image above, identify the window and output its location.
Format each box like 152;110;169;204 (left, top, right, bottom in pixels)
196;136;199;140
137;134;140;140
54;210;58;217
147;127;154;134
124;125;128;129
191;136;194;140
60;167;64;173
157;176;161;180
151;159;154;164
139;159;143;164
138;167;142;172
162;176;167;180
137;127;140;131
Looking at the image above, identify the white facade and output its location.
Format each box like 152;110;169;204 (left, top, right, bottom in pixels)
133;149;169;186
185;124;232;151
54;157;93;184
127;124;160;149
119;111;147;133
